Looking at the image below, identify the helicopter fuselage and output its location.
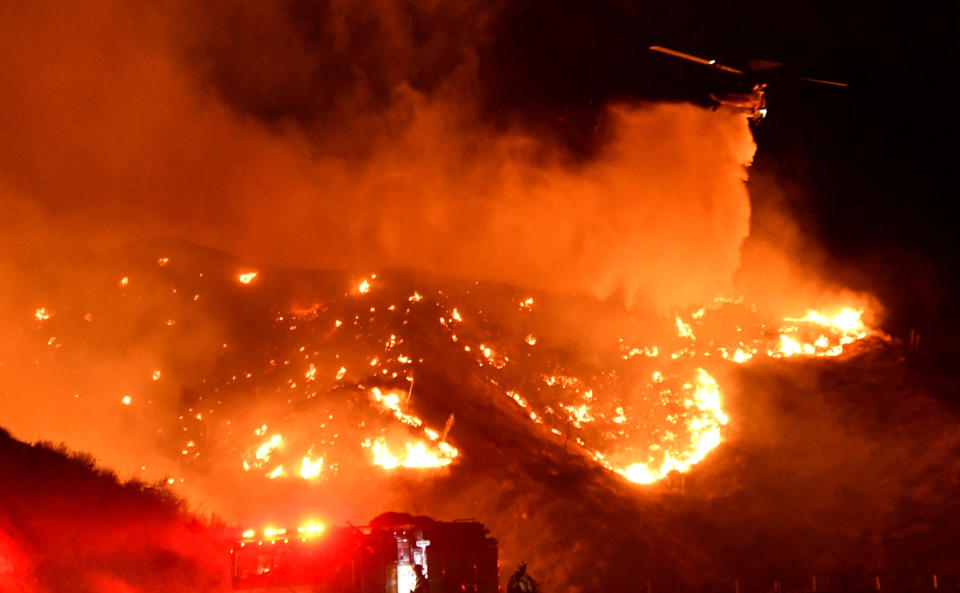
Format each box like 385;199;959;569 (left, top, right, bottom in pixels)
709;83;767;120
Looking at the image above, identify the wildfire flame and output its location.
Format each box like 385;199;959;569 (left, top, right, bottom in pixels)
14;255;881;491
225;284;874;485
300;456;324;479
364;437;458;469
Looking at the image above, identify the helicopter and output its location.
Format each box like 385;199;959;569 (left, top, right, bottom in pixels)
648;45;847;122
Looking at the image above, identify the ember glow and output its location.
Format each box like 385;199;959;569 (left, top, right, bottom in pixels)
4;252;881;494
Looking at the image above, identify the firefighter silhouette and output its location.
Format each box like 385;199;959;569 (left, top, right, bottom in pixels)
508;562;536;593
412;564;429;593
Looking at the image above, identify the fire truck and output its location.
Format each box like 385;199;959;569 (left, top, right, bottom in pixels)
231;512;500;593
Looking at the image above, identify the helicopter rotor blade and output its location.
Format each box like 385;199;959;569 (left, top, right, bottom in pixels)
797;76;849;87
649;45;746;75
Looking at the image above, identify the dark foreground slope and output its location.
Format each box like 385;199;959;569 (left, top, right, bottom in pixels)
670;344;960;592
0;429;227;593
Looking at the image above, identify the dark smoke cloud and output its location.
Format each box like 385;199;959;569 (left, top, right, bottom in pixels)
185;0;488;145
1;0;755;311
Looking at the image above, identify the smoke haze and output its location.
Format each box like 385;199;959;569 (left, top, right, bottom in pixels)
1;0;755;310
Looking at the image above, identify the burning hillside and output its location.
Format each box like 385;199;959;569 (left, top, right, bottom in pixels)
0;239;878;498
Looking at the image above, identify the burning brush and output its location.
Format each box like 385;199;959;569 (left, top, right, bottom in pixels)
7;245;882;495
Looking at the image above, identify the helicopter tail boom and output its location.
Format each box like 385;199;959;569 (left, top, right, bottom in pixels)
797;76;849;87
